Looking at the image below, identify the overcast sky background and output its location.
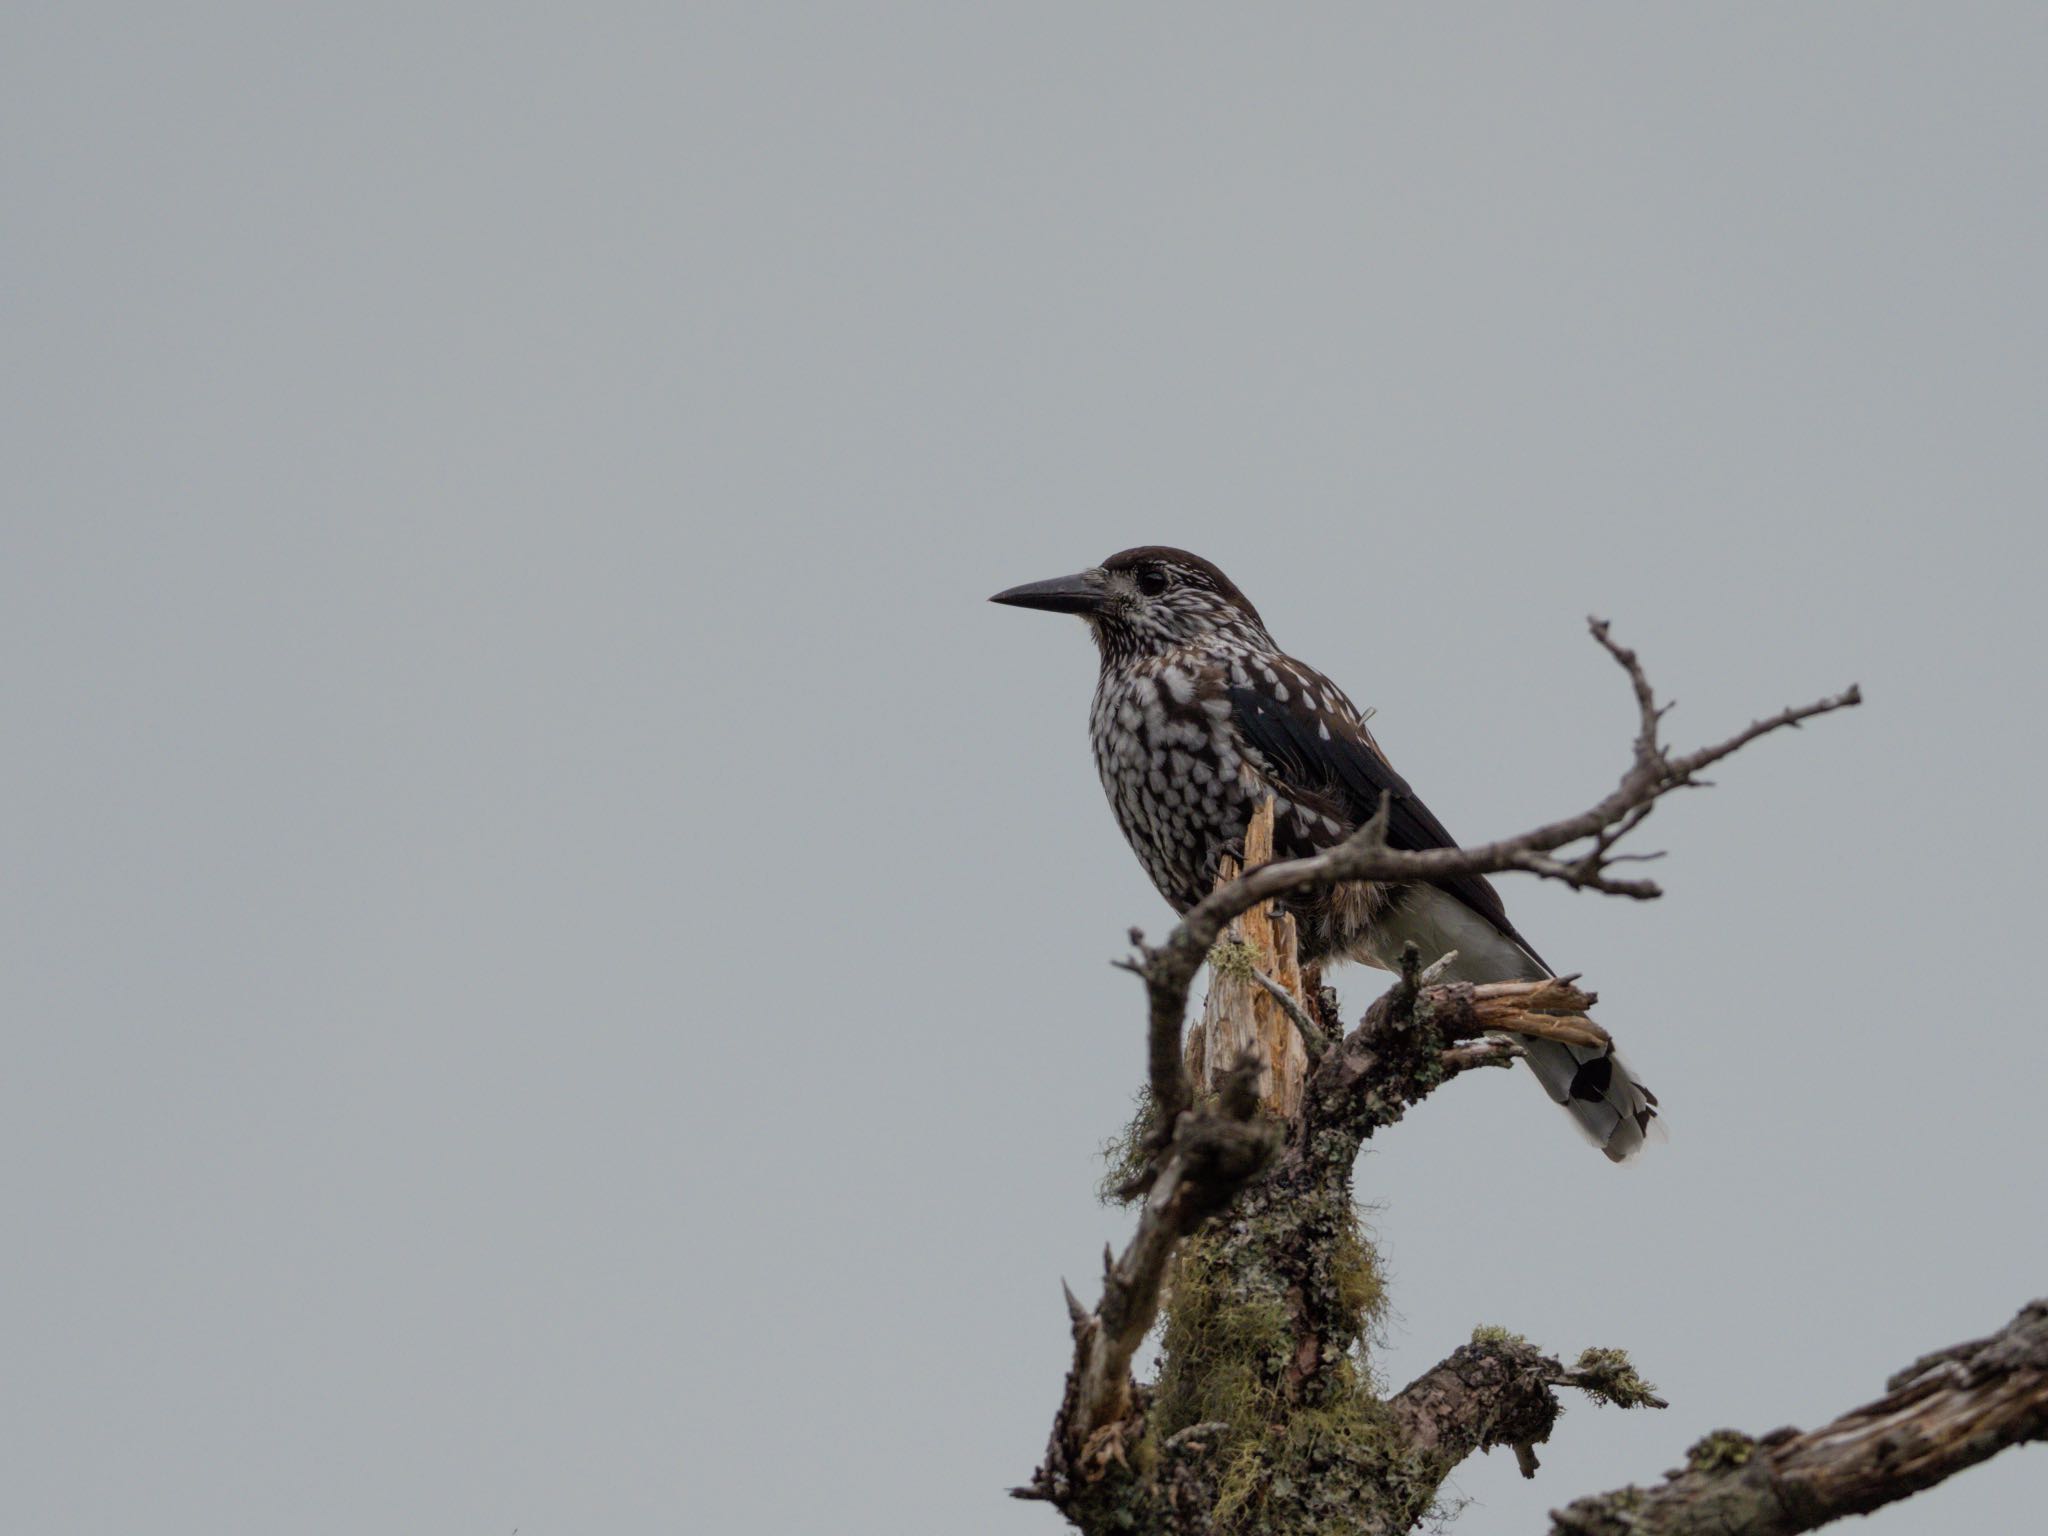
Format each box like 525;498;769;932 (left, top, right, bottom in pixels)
6;6;2046;1533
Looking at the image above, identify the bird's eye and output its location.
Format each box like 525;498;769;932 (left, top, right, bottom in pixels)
1135;567;1170;597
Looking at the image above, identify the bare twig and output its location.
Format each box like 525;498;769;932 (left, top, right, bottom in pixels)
1253;967;1330;1061
1419;948;1463;985
1441;1036;1525;1072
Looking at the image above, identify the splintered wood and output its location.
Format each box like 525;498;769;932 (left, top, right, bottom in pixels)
1469;979;1610;1048
1187;796;1311;1118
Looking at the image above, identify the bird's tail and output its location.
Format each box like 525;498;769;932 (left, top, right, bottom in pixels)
1517;1036;1660;1163
1353;885;1662;1160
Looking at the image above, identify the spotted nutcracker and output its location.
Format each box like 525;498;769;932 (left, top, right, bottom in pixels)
991;545;1658;1160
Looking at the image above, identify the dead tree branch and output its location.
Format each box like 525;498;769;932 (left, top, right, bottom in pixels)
1551;1299;2048;1536
1024;622;1874;1535
1393;1330;1667;1484
1299;971;1606;1166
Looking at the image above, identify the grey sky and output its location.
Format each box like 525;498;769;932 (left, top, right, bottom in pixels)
4;6;2044;1533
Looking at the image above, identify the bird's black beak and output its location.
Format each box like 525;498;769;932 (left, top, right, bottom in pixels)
988;570;1105;616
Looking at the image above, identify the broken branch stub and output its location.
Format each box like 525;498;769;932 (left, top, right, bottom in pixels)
1188;797;1311;1118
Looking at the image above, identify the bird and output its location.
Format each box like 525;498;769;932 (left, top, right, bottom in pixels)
991;545;1658;1161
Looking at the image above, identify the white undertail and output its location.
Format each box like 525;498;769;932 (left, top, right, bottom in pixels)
1352;885;1658;1162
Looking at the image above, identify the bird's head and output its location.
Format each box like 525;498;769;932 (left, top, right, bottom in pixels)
990;546;1269;659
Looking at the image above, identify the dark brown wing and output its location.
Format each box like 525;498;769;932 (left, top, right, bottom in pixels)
1228;676;1544;964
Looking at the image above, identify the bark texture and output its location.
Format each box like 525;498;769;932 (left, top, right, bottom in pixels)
1188;800;1311;1119
1025;946;1655;1533
1551;1299;2048;1535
